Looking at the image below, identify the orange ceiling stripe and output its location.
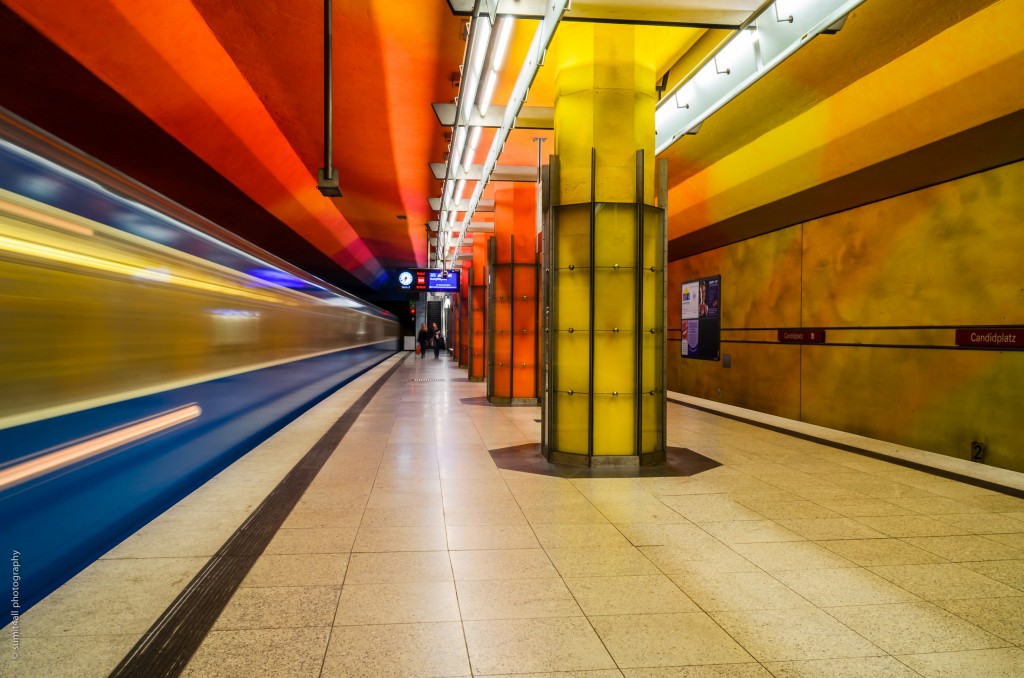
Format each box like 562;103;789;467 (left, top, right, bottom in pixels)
8;0;386;286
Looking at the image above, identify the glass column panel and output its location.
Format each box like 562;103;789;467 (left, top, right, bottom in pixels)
556;269;591;332
556;391;589;454
594;393;636;455
555;204;592;269
491;263;512;397
593;204;638;268
555;331;590;395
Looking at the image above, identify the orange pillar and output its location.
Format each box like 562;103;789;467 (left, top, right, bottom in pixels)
488;186;540;404
459;260;471;368
469;234;490;382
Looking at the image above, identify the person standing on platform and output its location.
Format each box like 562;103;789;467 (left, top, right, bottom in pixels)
417;323;430;359
432;322;444;360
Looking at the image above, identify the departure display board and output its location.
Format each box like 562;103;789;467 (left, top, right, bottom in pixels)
680;275;721;360
396;268;461;293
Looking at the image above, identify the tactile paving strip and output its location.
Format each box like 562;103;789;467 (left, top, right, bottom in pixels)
109;354;408;678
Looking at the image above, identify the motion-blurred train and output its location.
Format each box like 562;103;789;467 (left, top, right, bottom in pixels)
0;110;399;609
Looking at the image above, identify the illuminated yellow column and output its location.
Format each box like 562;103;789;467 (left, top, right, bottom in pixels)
544;23;666;465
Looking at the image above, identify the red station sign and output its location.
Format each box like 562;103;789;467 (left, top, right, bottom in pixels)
955;328;1024;349
778;329;826;344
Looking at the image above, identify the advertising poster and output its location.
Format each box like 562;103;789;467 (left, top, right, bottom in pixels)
680;275;721;360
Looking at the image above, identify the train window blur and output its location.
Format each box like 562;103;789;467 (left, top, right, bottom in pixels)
0;111;398;428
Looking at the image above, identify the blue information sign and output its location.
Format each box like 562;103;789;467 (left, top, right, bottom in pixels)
396;269;460;293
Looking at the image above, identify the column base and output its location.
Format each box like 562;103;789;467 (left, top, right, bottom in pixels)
486;396;541;406
468;376;486;383
543;448;666;467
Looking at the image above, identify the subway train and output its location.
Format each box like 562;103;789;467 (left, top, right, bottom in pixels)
0;110;400;610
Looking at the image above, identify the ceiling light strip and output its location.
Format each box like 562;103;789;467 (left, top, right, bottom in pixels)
437;1;493;266
655;0;866;154
448;0;569;267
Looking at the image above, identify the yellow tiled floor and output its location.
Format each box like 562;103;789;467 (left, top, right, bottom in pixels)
6;353;1024;677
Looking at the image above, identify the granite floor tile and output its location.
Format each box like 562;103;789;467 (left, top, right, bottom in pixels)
902;535;1024;562
0;634;137;678
737;500;841;521
590;612;753;668
446;524;540;550
359;506;446;527
897;647;1024;678
639;545;758;575
345;550;452;584
932;512;1024;535
661;495;764;522
868;562;1021;600
545;547;661;577
672;571;812;611
17;557;206;637
213;586;339;630
854;516;967;538
776;518;886;541
762;656;921;678
450;548;559;580
456;578;582;620
564;575;699;615
772;567;920;607
282;507;363;529
710;607;883;662
488;672;625;678
621;665;771;678
730;541;855;572
334;581;460;625
182;626;330;678
615;522;715;548
815;499;915;518
242;553;348;587
263;527;357;554
959;558;1024;590
444;507;529;526
700;520;804;544
533;523;632;548
352;524;448;551
321;621;470;678
826;602;1007;654
815;538;946;567
463;617;616;675
936;596;1024;645
597;503;689;524
986;532;1024;550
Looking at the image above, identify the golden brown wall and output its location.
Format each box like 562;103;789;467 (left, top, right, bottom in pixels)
668;159;1024;471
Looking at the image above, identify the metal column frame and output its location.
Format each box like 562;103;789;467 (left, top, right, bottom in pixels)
658;158;669;455
542;156;559;459
486;236;496;396
634;149;645;457
468;265;479;381
587;148;596;459
510;234;516;400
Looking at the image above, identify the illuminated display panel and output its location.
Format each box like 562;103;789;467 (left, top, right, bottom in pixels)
396;268;460;293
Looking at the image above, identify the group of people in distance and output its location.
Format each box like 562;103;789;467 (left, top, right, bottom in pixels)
417;322;444;359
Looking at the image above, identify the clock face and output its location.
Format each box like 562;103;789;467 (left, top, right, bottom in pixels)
398;271;414;287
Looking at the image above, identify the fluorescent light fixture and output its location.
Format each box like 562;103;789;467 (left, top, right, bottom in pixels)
454;179;466;205
655;0;866;154
448;1;569;267
492;18;514;72
471;17;492;75
479;70;498;116
463;126;482;172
